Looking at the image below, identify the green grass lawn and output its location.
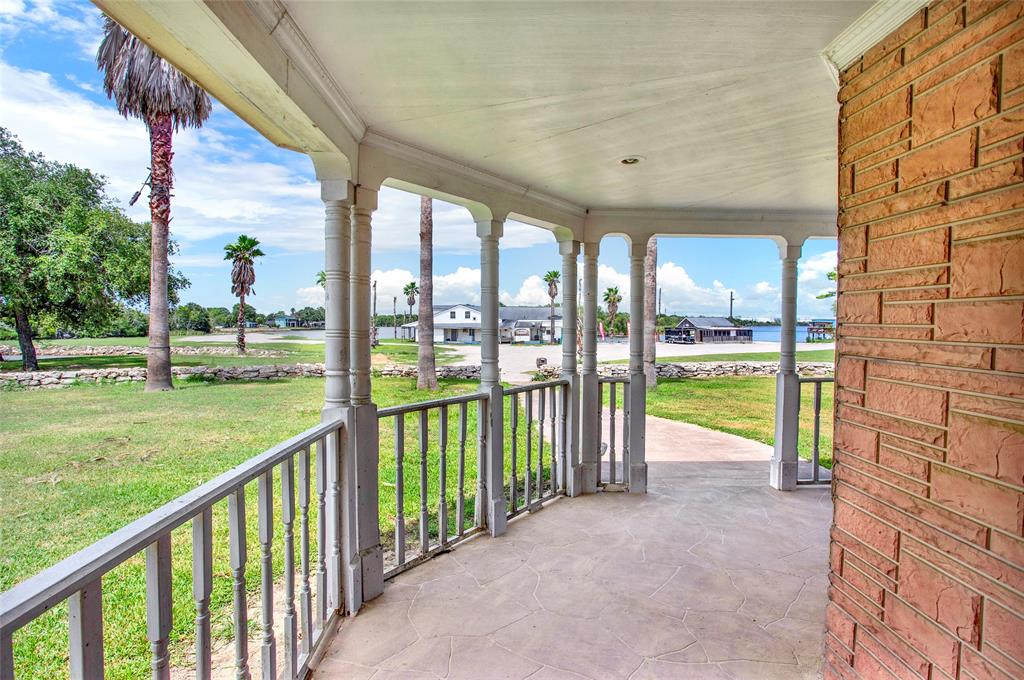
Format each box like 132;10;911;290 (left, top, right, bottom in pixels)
0;374;550;679
603;348;835;364
1;338;455;371
646;376;834;468
2;372;828;678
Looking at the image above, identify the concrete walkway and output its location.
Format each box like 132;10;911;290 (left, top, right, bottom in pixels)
313;417;832;680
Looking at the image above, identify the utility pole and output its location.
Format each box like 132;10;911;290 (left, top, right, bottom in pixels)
658;287;663;316
393;296;398;341
729;291;734;319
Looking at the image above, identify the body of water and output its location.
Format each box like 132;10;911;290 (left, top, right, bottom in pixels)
751;325;812;343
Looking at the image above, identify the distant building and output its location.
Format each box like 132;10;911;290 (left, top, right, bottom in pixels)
668;316;753;344
807;318;835;341
401;304;562;344
273;315;301;328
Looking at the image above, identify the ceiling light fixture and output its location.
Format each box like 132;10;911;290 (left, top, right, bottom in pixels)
619;155;645;165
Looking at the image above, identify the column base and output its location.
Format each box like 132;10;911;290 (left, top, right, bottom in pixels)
771;371;801;492
769;459;799;492
352;402;384;602
485;384;508;537
580;372;600;494
628;463;647;494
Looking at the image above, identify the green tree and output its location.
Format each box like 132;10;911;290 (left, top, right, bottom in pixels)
98;17;212;390
224;235;265;352
0;128;187;370
172;302;211;333
543;270;560;344
603;287;622;337
230;303;260;324
207;306;232;328
816;269;838;314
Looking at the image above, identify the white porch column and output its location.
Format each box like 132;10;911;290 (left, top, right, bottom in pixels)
580;240;600;493
627;238;648;493
477;218;507;536
350;187;384;601
319;180;357;615
559;239;582;496
771;241;802;491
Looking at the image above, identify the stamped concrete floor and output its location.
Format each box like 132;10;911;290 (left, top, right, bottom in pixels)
313;418;833;680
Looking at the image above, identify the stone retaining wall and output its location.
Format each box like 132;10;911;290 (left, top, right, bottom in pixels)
2;362;480;389
1;344;284;358
376;364;481;379
535;361;834;380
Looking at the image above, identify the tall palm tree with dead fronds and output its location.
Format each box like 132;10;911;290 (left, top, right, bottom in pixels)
224;235;264;353
603;287;622;337
543;270;560;344
643;238;658;389
417;197;438;389
97;17;212;391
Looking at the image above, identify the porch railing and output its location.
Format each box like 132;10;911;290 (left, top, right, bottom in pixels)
380;392;489;579
504;380;569;517
797;376;833;486
0;419;346;680
598;376;630;487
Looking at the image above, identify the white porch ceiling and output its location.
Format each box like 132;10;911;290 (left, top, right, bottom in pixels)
283;0;872;213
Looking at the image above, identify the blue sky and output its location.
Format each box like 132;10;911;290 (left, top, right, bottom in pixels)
0;0;837;320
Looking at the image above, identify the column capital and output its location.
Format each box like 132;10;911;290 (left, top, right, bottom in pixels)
583;240;600;258
475;219;504;239
354;185;378;212
629;238;650;260
777;242;802;261
558;239;580;257
321;180;354;204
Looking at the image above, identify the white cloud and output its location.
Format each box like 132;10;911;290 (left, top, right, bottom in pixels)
433;267;482;304
371;267;481;308
799;249;837;283
295;285;325;306
500;275;551;306
753;281;776;295
1;0;103;58
0;61;326;253
372;190;556;255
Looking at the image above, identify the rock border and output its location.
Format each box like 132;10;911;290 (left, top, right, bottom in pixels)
1;363;481;389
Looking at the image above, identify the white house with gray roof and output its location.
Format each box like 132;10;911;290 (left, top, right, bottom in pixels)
401;304;562;343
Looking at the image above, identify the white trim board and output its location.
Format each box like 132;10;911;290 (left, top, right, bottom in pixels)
820;0;931;86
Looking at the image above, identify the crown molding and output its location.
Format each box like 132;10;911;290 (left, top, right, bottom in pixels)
362;131;587;219
821;0;930;86
246;0;366;143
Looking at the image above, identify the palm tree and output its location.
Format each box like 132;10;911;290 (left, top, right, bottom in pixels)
643;238;658;389
603;287;622;337
97;17;212;392
417;197;438;389
224;235;264;353
316;270;326;288
403;281;418;340
543;270;560;344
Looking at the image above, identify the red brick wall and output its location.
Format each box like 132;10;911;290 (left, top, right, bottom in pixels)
829;1;1023;679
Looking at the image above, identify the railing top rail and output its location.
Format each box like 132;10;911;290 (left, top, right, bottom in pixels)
798;376;836;384
377;391;488;418
0;418;344;634
597;376;630;384
503;379;569;395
